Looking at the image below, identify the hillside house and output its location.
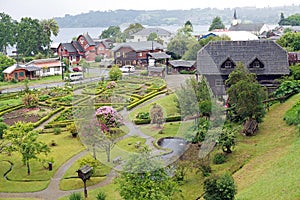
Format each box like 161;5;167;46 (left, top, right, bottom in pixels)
77;33;97;61
197;40;289;96
3;64;39;81
229;23;270;36
127;28;173;47
94;39;113;59
25;58;62;77
169;60;196;74
112;41;164;67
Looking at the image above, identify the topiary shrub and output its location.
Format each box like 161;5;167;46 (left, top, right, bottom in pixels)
96;191;107;200
136;112;150;120
213;153;227;164
69;192;83;200
67;123;78;138
53;127;61;135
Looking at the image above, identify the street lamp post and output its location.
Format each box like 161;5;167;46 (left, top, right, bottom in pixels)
60;47;64;80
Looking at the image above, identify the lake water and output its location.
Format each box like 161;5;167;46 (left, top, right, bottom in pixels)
51;25;211;44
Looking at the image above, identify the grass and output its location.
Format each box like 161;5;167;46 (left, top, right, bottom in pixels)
128;93;179;120
0;131;86;192
0;75;63;90
0;98;23;110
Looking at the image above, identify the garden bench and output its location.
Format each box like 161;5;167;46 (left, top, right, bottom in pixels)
113;156;122;164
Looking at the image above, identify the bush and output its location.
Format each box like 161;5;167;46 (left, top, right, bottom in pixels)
203;173;237;200
95;55;102;62
69;192;83;200
53;127;61;135
109;65;122;81
22;93;38;108
66;123;78;138
140;70;148;76
213;153;227;164
96;191;107;200
136;112;150;120
0;122;8;139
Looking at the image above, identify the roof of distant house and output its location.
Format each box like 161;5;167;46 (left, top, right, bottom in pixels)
169;60;196;68
229;23;265;32
26;58;61;68
111;41;164;52
148;52;171;59
72;41;85;52
80;33;96;46
60;43;77;53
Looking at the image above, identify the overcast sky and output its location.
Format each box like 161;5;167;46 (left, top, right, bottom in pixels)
1;0;300;20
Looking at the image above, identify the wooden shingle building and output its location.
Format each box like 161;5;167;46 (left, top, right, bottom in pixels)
197;40;289;96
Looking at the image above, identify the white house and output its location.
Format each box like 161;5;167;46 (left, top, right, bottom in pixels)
25;58;62;77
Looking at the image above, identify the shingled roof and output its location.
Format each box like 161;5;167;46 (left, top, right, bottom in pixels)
229;23;264;32
197;40;289;75
169;60;196;68
61;43;77;53
112;41;164;52
72;41;85;52
82;33;96;46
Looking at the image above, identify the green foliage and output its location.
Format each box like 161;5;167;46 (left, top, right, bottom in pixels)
147;32;158;41
115;150;178;200
0;122;8;139
226;62;267;123
3;122;50;175
272;80;300;98
66;123;78;137
100;25;125;42
213;153;227;164
278;13;300;26
150;103;164;127
136;112;150;119
140;70;148;76
96;191;107;200
0;13;16;55
95;55;102;62
69;192;83;200
276;32;300;51
217;126;237;153
284;100;300;126
123;23;144;38
203;173;237;200
53;127;62;135
290;64;300;80
109;65;122;81
182;41;202;60
22;93;38;108
208;16;225;31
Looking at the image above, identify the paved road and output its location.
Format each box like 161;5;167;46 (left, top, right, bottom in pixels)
1;68;109;94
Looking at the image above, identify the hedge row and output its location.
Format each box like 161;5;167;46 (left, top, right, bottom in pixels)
32;106;65;128
0;104;24;117
126;90;167;110
44;121;73;128
132;115;182;125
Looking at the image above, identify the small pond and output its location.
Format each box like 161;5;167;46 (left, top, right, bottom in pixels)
157;137;189;162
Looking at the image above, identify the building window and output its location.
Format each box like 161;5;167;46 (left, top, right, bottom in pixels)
19;72;24;77
215;79;224;86
139;52;143;57
221;58;235;69
54;67;60;71
116;52;120;57
249;59;264;69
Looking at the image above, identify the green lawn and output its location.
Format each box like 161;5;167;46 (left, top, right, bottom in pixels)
128;93;179;120
0;131;86;192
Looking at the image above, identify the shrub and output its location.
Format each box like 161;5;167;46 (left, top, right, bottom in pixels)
69;192;83;200
53;127;61;135
136;112;150;120
66;123;78;138
109;65;122;81
213;153;227;164
198;161;212;177
0;122;8;139
22;93;38;108
203;173;237;200
140;70;148;76
96;191;107;200
95;55;102;62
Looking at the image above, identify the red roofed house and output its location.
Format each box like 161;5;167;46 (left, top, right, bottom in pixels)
25;58;62;77
3;64;40;81
77;33;97;61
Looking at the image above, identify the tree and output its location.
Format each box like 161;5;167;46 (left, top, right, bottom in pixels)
95;106;123;162
16;17;51;56
203;173;237;200
100;26;125;42
217;126;237;153
276;32;300;51
182;40;202;60
0;53;15;81
40;19;59;55
109;65;122;81
208;16;225;31
0;13;17;55
184;20;193;33
147;32;158;42
226;62;267;135
3;122;50;175
116;150;178;200
123;23;144;38
278;13;300;26
150;103;164;128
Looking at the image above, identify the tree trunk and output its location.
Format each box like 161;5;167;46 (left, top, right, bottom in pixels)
27;160;30;175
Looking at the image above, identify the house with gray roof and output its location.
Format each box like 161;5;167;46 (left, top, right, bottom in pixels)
112;41;164;67
197;40;289;96
169;60;196;74
127;27;173;47
229;23;270;36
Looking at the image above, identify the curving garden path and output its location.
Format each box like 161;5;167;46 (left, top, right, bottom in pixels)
0;75;189;199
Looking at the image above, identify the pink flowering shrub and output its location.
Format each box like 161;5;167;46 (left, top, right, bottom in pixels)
22;93;38;108
95;106;123;133
106;81;117;89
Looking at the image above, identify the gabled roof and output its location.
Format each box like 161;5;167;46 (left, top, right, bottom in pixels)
148;52;171;59
211;31;258;41
197;40;289;75
169;60;196;68
61;43;77;53
112;41;164;52
132;28;171;36
229;23;265;32
3;64;24;74
26;58;61;68
148;66;165;72
80;33;96;46
72;41;85;52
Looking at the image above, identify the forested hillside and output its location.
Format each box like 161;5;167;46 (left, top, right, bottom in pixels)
54;5;300;27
